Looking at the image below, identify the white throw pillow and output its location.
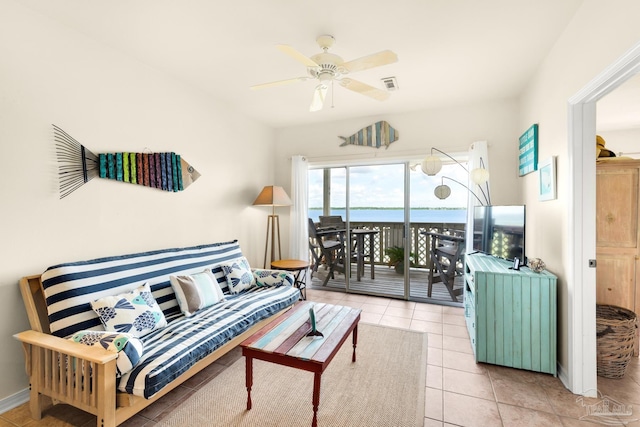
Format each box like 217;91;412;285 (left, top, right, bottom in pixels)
221;257;255;294
170;271;225;317
203;269;227;300
90;283;167;338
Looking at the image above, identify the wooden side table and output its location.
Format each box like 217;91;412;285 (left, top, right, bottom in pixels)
271;259;310;300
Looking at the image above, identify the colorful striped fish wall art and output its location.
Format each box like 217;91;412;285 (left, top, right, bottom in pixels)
54;125;201;199
339;120;398;149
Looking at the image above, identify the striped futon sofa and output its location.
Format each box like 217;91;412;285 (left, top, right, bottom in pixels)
14;240;300;427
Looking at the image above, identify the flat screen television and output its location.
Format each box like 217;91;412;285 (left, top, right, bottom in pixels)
473;205;526;262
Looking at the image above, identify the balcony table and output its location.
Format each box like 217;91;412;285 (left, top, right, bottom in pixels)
351;229;379;281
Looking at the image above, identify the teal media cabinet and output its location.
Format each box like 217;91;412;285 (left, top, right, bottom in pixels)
464;253;557;375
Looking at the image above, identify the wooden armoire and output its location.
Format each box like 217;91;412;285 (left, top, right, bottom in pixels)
596;159;640;319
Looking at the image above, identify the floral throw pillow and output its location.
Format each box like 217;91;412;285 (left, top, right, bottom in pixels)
68;330;144;377
90;283;167;338
221;257;255;294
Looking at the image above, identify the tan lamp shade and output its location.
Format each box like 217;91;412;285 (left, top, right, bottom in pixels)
253;185;293;207
253;185;292;268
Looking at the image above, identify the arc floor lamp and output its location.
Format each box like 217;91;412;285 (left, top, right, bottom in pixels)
421;147;491;205
253;185;292;268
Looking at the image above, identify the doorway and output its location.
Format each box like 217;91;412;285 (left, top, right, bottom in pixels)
568;41;640;396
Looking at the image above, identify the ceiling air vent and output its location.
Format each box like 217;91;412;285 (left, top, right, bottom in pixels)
381;76;399;91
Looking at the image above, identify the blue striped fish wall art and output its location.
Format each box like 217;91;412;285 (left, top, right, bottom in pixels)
339;120;398;149
54;125;201;199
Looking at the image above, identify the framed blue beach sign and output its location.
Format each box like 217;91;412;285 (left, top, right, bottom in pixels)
518;124;538;176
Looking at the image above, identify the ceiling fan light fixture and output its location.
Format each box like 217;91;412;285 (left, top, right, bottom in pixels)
310;84;328;112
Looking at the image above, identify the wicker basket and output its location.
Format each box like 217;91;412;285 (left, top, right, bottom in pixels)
596;304;637;379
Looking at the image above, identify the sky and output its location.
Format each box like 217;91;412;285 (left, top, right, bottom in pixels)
308;161;483;209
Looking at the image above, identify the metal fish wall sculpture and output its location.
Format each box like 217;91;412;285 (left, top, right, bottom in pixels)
54;125;201;199
339;120;398;149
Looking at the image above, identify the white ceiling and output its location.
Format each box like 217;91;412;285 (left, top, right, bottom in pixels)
19;0;605;129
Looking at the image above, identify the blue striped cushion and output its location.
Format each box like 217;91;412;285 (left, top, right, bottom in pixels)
41;241;243;338
117;285;300;398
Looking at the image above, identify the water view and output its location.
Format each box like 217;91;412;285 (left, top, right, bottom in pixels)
309;208;467;223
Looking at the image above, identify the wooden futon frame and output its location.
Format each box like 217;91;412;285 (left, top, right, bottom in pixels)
14;274;289;427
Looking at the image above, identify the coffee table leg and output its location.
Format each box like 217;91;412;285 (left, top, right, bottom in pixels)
352;324;358;362
245;356;253;410
312;372;321;427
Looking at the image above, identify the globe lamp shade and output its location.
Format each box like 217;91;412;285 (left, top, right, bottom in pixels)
421;156;442;176
470;167;490;185
434;184;451;200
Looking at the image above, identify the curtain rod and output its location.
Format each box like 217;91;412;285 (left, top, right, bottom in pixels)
297;146;472;164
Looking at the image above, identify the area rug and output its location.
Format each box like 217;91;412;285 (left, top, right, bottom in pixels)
158;323;427;427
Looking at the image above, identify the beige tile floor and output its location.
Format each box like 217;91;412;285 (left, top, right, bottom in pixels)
307;289;640;427
3;287;640;426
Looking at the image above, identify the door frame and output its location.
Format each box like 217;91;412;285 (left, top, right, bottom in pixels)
567;41;640;396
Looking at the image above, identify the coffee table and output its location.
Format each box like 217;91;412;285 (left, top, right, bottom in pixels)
240;301;361;427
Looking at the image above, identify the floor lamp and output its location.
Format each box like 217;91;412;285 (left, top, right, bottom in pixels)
253;185;293;268
421;147;491;205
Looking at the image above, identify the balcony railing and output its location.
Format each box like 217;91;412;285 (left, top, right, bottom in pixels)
330;221;466;268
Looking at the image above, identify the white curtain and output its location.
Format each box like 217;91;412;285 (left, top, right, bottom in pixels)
466;140;491;252
289;155;309;261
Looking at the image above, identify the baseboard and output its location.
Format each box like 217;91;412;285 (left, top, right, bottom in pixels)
557;362;569;390
556;362;597;398
0;388;29;414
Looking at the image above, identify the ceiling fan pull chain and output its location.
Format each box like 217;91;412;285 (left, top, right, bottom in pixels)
331;80;335;108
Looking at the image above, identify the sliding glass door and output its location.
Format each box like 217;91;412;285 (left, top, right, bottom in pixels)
308;163;409;299
346;163;408;299
308;167;348;291
308;158;468;305
408;160;468;305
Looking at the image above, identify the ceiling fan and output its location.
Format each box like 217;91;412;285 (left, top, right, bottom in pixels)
251;35;398;112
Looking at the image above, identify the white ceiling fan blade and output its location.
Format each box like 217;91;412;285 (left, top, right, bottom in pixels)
309;84;328;112
276;44;319;67
250;76;308;90
342;50;398;73
340;78;390;101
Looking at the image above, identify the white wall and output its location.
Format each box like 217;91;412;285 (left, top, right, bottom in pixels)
0;1;275;402
598;129;640;158
274;99;522;254
518;0;640;385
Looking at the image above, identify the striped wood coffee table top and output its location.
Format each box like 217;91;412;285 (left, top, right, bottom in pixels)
241;301;361;365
